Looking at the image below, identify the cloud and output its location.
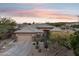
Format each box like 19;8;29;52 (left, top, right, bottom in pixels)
0;8;78;20
29;8;78;19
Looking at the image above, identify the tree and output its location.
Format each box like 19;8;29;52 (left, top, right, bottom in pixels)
47;22;66;27
70;31;79;55
0;17;16;40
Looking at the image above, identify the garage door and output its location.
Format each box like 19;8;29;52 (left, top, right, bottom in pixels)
16;33;33;41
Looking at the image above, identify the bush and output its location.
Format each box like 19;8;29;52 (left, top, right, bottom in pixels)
47;22;66;27
71;25;79;28
35;45;39;49
70;31;79;55
0;17;16;40
49;31;73;49
74;48;79;56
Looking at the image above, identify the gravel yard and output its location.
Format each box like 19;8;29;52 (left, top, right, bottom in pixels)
31;42;75;56
0;39;15;53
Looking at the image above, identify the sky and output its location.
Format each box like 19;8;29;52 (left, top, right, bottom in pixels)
0;3;79;23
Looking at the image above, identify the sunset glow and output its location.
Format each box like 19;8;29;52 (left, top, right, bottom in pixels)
0;3;79;23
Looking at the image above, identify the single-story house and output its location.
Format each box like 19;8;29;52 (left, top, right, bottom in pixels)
14;25;43;41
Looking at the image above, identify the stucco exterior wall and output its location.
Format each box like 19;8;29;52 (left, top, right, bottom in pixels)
16;33;34;41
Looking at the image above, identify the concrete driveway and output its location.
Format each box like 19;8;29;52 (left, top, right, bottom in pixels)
0;40;32;56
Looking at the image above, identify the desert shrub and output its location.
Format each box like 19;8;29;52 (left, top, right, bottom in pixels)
49;31;74;49
47;22;66;27
70;31;79;55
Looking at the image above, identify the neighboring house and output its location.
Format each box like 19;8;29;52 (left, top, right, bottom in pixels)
65;22;79;27
51;27;62;31
30;24;53;31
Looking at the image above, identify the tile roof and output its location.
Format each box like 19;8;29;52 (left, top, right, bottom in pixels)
15;25;43;33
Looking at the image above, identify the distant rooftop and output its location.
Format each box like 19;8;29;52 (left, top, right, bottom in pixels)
30;24;53;29
51;27;62;31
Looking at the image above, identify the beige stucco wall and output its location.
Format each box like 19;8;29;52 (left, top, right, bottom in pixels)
16;33;35;41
